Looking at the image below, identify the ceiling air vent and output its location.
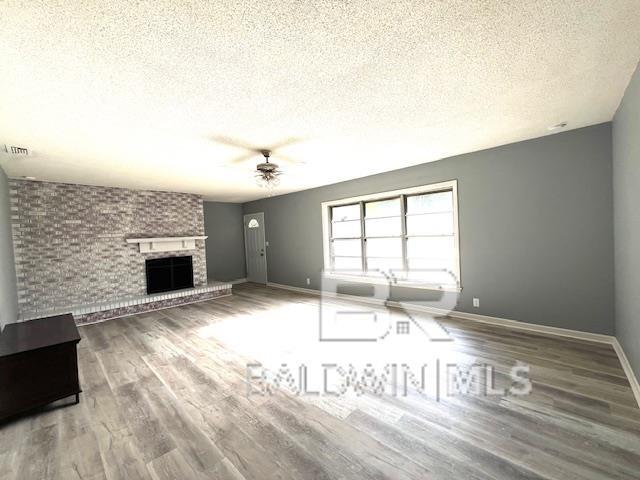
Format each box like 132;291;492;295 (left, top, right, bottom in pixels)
3;144;29;156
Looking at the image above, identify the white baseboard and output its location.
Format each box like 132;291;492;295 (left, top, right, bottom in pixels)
417;306;614;344
612;338;640;409
267;282;611;343
230;278;248;285
266;281;640;408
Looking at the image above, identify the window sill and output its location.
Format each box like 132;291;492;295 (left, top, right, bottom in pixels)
323;272;462;292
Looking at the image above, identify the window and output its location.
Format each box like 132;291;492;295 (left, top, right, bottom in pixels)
321;180;460;290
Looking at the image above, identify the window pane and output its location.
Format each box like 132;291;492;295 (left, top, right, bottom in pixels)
365;198;400;218
332;204;360;221
365;217;401;237
332;239;362;257
331;219;361;238
332;256;363;271
407;236;455;259
366;237;402;257
406;191;453;214
406;212;454;236
366;257;404;272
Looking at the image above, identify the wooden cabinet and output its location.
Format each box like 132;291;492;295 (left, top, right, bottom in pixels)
0;314;81;422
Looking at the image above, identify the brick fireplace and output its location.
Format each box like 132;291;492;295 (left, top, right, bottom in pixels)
9;179;231;324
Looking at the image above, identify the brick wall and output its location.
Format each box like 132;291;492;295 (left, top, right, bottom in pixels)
9;180;207;316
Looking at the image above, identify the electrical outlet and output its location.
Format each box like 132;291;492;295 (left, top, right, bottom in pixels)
473;298;480;308
306;278;311;285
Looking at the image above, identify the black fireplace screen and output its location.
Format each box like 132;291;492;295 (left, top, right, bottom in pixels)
145;256;194;294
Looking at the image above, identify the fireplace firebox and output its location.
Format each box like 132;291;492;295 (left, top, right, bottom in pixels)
145;256;194;294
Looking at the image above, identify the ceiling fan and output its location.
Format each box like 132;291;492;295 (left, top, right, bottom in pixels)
208;135;305;190
254;150;281;189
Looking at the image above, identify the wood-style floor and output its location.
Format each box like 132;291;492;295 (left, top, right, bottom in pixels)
1;283;639;479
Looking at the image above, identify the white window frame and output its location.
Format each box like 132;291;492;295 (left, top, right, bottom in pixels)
321;180;461;292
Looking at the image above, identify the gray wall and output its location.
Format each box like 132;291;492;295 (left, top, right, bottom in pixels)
244;123;614;334
10;180;207;317
613;61;640;374
204;202;246;282
0;166;18;330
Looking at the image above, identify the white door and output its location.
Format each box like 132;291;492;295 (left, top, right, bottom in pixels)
244;212;267;284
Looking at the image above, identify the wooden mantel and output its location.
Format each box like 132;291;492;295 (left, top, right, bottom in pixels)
126;236;208;253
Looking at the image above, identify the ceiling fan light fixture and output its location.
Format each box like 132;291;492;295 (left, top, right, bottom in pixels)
256;170;281;189
254;151;282;190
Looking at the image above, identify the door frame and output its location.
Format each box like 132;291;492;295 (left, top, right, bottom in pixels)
243;212;267;284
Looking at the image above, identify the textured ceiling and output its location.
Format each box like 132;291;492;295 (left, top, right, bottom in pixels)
1;1;640;202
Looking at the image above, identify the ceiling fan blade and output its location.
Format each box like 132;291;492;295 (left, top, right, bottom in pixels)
227;151;260;164
208;135;262;153
267;137;302;151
